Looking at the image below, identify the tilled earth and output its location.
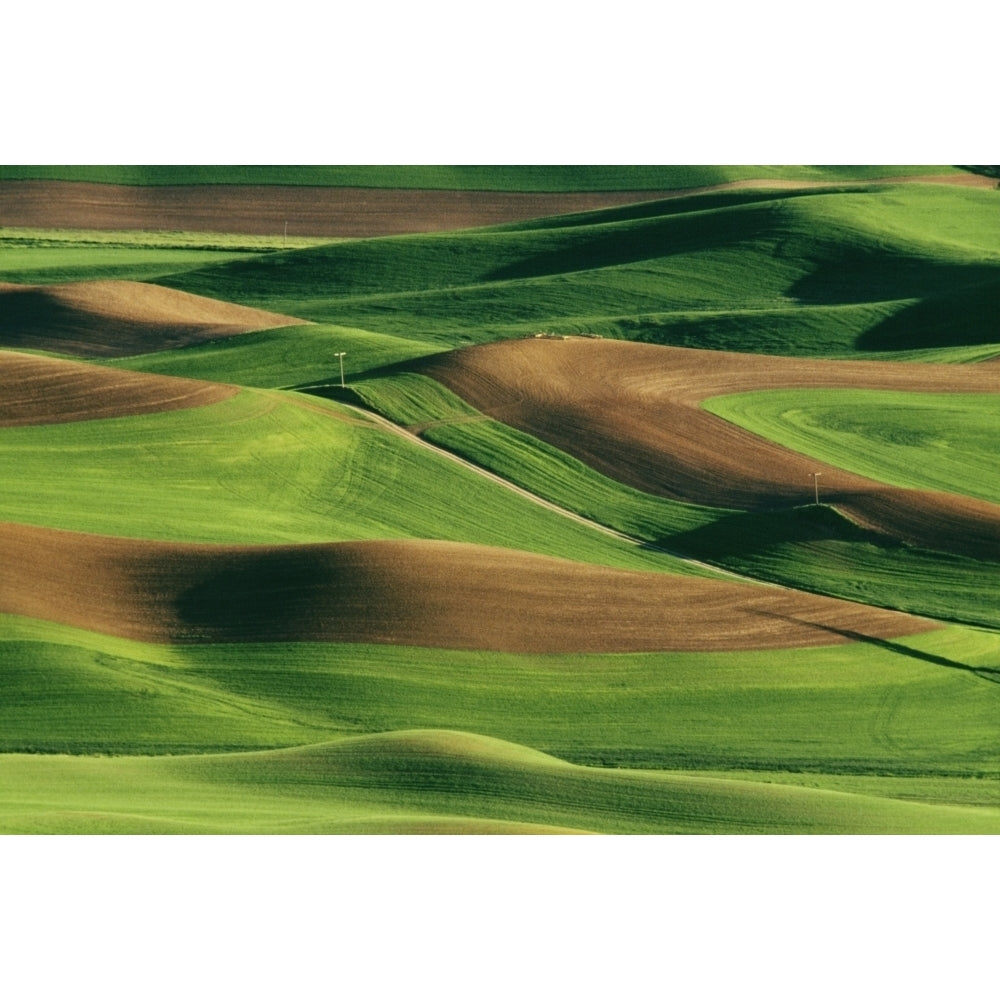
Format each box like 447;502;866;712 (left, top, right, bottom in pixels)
5;177;996;652
0;181;700;237
0;279;307;357
415;338;1000;560
3;174;991;237
0;351;239;426
0;522;939;652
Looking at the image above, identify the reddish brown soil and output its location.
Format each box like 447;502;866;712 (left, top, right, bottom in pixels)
0;182;692;238
0;279;307;358
2;174;991;238
415;338;1000;559
0;351;239;426
0;522;937;652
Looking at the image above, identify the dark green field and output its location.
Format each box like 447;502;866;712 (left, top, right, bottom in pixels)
0;164;966;189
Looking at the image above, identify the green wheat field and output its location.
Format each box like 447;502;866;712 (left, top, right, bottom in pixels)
2;165;999;834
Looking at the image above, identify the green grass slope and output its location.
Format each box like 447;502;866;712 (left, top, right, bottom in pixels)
0;228;333;286
350;372;722;539
4;613;999;776
2;729;998;835
0;637;330;754
663;505;1000;629
322;373;1000;628
4;602;997;831
0;384;681;571
0;165;965;190
151;185;1000;357
110;324;443;388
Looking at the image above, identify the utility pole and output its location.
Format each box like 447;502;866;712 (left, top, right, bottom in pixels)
334;351;346;388
283;221;288;247
810;471;822;505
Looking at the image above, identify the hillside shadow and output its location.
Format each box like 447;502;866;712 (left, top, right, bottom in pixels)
656;503;902;562
494;186;851;234
855;276;1000;351
481;203;784;283
787;254;999;307
754;611;1000;685
173;548;348;643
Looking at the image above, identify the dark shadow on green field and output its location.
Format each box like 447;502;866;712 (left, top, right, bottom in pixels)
486;187;855;233
479;203;785;283
755;611;1000;685
787;255;1000;308
0;287;104;352
855;276;1000;351
656;503;903;558
174;548;353;643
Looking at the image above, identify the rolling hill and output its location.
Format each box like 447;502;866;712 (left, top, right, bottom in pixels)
2;166;998;834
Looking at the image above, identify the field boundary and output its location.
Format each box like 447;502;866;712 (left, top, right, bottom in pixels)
3;173;995;238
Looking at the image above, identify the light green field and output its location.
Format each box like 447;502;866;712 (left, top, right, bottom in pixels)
0;226;331;251
0;244;265;285
2;610;999;833
704;389;1000;504
5;738;999;835
4;613;999;772
0;226;332;286
0;384;684;572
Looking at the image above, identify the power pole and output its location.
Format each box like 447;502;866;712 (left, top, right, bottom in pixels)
810;471;822;505
334;352;346;388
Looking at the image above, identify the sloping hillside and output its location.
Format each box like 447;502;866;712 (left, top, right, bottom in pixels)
145;184;1000;357
412;337;1000;558
0;279;306;357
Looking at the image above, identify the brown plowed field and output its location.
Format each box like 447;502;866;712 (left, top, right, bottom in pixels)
0;522;937;652
0;182;694;237
415;338;1000;559
0;279;307;358
0;351;239;426
2;175;991;238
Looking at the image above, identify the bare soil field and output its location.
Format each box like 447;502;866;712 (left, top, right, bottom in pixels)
2;175;991;237
416;338;1000;559
0;351;239;426
0;182;691;237
0;280;307;357
0;522;937;652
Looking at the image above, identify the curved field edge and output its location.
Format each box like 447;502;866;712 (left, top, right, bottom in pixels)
144;185;1000;357
3;612;998;777
0;387;686;572
0;243;267;286
0;166;971;189
9;522;939;652
702;389;1000;504
110;324;444;389
2;730;998;835
0;350;241;426
340;373;1000;628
